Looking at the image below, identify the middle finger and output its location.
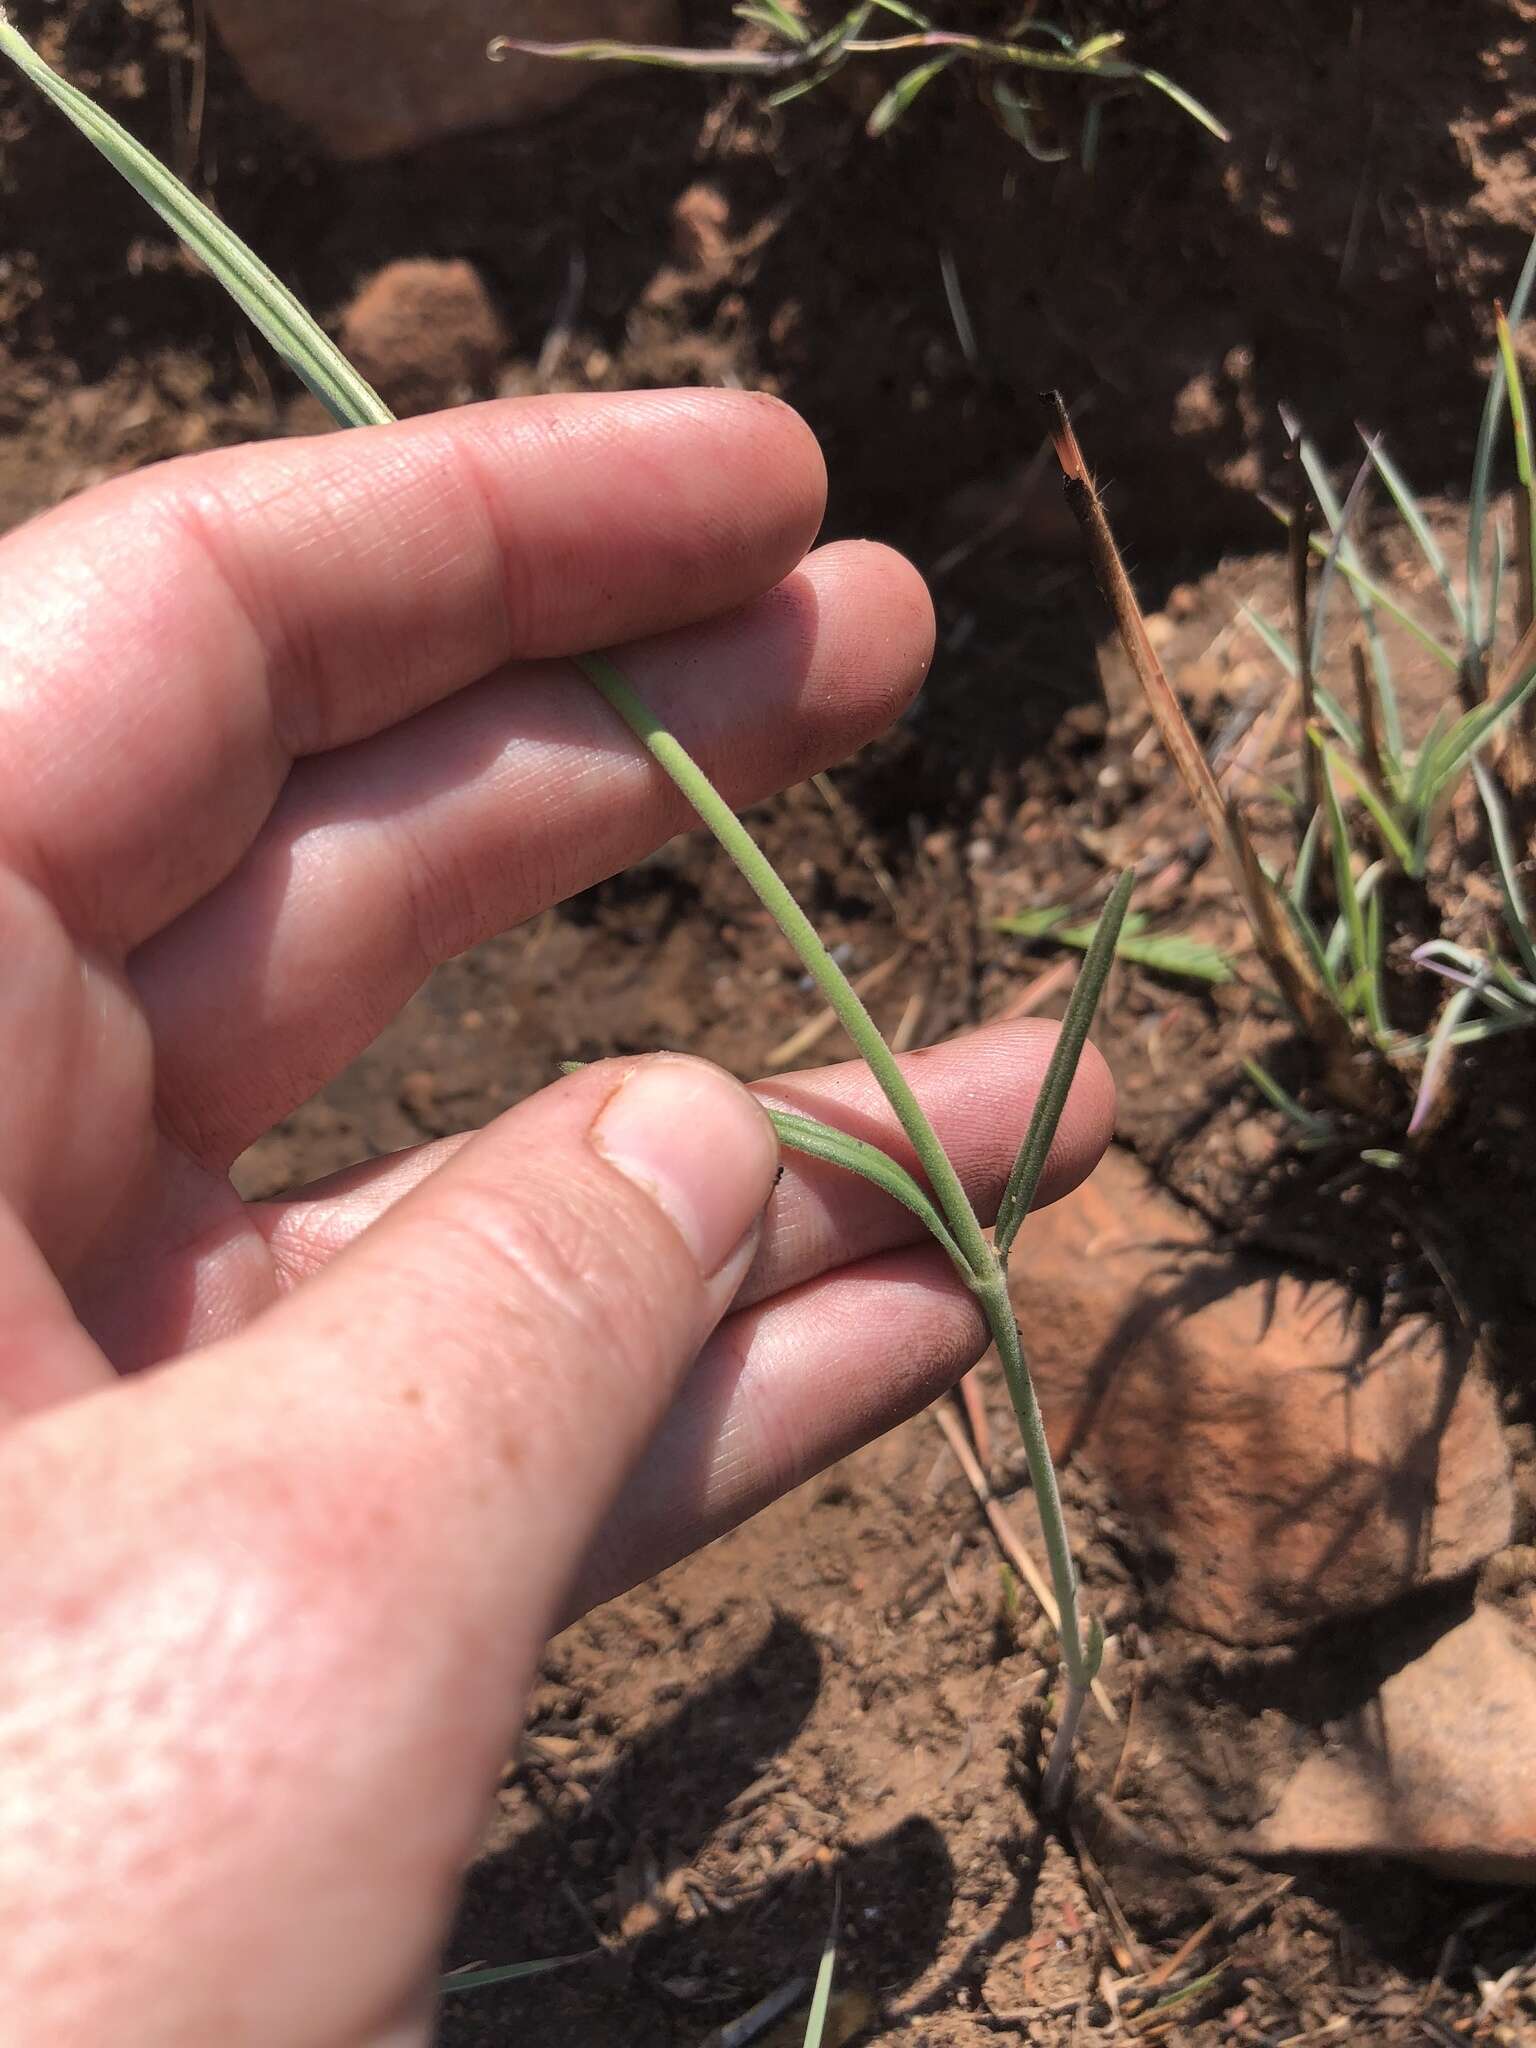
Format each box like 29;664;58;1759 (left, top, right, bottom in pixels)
134;539;933;1166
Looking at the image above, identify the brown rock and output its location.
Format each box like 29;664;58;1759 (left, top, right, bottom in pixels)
1010;1148;1512;1643
207;0;680;160
1254;1607;1536;1882
338;259;505;415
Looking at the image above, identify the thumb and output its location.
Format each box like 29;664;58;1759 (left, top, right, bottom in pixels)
0;1056;777;2048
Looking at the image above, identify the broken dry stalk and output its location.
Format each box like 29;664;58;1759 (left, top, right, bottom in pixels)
1042;390;1389;1116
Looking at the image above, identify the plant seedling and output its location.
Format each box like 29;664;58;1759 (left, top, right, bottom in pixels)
0;14;1130;1807
492;2;1229;153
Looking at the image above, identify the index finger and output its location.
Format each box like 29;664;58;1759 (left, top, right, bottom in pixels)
0;391;826;952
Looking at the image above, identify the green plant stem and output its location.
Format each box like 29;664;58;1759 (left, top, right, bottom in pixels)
582;651;1098;1801
577;653;992;1276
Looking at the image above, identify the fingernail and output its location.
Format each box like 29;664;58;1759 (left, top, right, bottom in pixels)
591;1057;779;1277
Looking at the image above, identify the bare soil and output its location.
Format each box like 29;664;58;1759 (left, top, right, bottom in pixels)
4;2;1536;2040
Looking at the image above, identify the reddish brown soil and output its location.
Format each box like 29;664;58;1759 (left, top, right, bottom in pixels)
4;3;1536;2041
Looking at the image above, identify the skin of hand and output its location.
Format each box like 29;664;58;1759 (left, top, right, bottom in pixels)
0;391;1113;2047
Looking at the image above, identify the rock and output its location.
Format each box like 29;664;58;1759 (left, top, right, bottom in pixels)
1008;1148;1512;1644
1254;1607;1536;1882
338;260;505;414
207;0;680;160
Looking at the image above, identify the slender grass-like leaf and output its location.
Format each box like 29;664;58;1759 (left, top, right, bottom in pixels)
555;1078;969;1273
1295;432;1408;759
441;1953;596;1993
1468;231;1536;648
1241;1057;1334;1143
1472;757;1536;982
801;1884;841;2048
1320;755;1370;1017
1129;65;1229;140
995;907;1233;985
766;1110;968;1274
995;871;1134;1258
491;35;793;71
0;17;389;430
1419;626;1536;801
1291;807;1323;911
867;52;956;135
1408;982;1481;1136
1364;434;1467;638
1362;885;1387;1040
1317;736;1416;872
735;0;812;42
1496;303;1536;629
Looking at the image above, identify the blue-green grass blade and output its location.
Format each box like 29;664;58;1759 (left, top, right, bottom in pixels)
1291;806;1323;910
0;18;389;430
735;0;812;42
867;52;957;135
801;1884;841;2048
995;908;1232;985
1472;757;1536;982
1365;435;1467;638
1241;1057;1334;1142
995;870;1134;1259
441;1952;596;1994
1468;232;1536;646
766;1110;969;1275
1299;435;1408;758
1319;738;1416;872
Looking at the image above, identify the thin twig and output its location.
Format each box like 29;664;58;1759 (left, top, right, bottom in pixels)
1349;637;1391;811
1042;391;1385;1114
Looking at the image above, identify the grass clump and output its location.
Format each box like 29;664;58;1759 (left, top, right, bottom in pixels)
1044;307;1536;1147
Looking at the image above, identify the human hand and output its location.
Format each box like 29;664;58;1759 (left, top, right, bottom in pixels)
0;393;1113;2044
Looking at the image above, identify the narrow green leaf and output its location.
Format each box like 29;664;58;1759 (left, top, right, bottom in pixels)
1298;434;1407;760
492;35;788;72
867;0;933;24
1421;649;1536;802
441;1952;596;1994
1409;982;1481;1136
1364;435;1467;637
995;907;1233;985
1305;530;1457;674
867;52;957;136
0;18;389;430
1362;884;1387;1039
1241;1057;1334;1143
1319;753;1371;1020
1076;31;1127;61
995;870;1134;1260
767;1109;968;1275
801;1883;841;2048
1240;602;1361;749
989;77;1067;160
1496;304;1536;612
1127;65;1230;141
1468;231;1536;646
735;0;812;43
1472;757;1536;982
1291;806;1323;910
1317;737;1416;872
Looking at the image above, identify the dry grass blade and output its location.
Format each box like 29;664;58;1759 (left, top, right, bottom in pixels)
1041;393;1384;1110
